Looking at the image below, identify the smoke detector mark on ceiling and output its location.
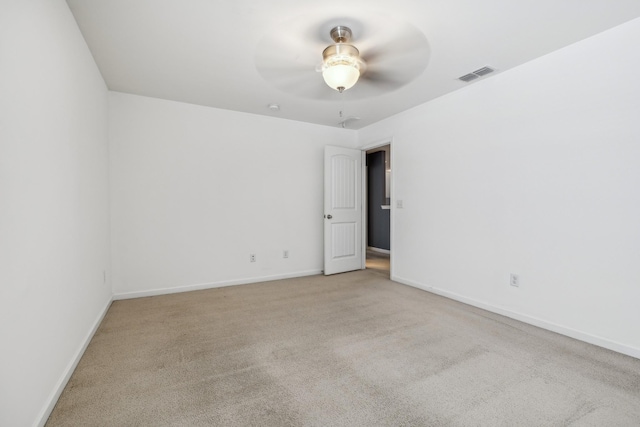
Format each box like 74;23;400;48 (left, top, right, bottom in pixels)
458;66;495;83
338;117;361;129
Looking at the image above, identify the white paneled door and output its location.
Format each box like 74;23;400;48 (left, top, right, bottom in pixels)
324;145;363;275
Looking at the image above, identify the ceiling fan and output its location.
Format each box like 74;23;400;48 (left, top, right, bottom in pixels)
255;16;430;100
320;25;364;93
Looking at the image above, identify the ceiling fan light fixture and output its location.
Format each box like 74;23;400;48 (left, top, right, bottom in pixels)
322;61;360;93
321;27;362;92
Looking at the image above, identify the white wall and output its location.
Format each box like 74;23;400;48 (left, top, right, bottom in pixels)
109;92;356;297
0;1;111;426
359;18;640;357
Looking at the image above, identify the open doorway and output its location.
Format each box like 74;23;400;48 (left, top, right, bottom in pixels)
365;145;391;276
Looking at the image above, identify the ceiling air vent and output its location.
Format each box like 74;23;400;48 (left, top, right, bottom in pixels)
458;73;479;82
458;66;495;83
473;66;494;76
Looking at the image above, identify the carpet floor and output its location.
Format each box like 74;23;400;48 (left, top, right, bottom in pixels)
47;270;640;426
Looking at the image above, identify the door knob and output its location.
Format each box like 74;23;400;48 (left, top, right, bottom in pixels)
327;214;333;219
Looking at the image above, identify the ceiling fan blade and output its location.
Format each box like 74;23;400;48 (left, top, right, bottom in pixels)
358;55;429;93
289;80;339;100
256;62;314;86
256;61;340;99
360;71;405;91
359;22;429;62
255;34;322;97
345;66;419;99
358;23;430;91
254;16;349;99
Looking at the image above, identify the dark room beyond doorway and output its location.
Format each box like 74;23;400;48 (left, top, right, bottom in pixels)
365;146;390;276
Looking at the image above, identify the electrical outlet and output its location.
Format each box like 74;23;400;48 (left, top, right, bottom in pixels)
510;273;519;287
396;199;404;209
250;254;256;262
283;250;289;259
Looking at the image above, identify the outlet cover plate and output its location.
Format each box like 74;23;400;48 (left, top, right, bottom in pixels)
510;273;519;287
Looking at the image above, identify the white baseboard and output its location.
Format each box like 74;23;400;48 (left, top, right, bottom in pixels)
391;275;640;360
113;270;323;300
36;296;113;427
367;246;391;255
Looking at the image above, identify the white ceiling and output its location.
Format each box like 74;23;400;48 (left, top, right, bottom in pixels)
66;0;640;129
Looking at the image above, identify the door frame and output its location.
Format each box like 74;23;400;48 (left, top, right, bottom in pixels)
360;138;394;276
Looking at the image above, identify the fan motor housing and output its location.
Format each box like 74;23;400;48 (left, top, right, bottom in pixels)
330;26;352;43
322;44;360;63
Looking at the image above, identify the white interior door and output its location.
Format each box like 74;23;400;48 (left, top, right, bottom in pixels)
324;145;363;275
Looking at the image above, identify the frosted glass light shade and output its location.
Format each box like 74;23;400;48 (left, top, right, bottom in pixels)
322;64;360;92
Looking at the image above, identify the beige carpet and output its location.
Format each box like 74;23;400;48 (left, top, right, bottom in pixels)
47;270;640;426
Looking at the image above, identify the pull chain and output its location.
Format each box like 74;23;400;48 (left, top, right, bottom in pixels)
339;91;346;128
